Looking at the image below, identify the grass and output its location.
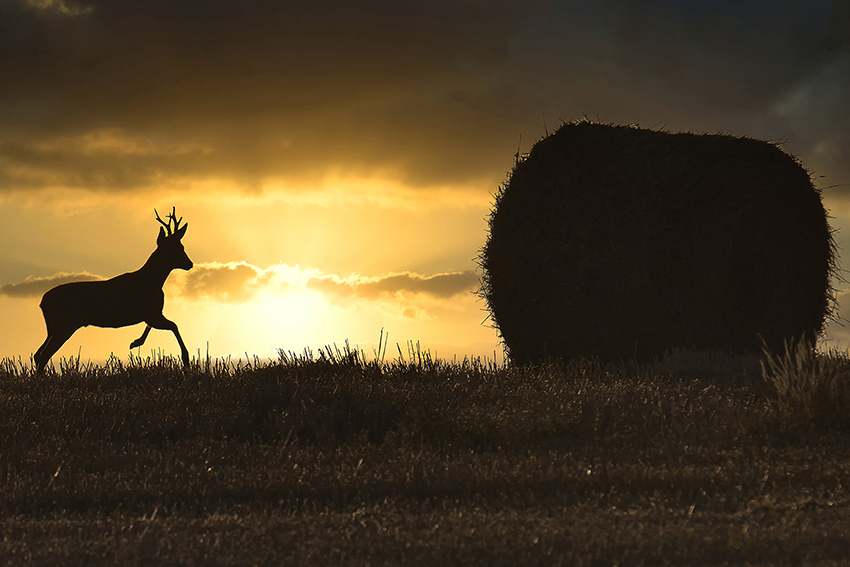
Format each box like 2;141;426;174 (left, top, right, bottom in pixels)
1;343;850;565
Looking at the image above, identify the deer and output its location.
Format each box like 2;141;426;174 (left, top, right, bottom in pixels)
34;207;194;373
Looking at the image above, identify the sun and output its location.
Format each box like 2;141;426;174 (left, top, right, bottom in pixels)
205;288;340;359
261;288;331;343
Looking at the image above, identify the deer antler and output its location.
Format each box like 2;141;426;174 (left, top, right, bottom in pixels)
154;206;183;235
154;208;172;236
170;207;183;231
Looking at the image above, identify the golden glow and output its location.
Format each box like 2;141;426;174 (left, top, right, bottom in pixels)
0;174;500;366
3;0;848;367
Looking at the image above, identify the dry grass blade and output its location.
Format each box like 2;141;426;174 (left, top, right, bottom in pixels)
761;337;850;429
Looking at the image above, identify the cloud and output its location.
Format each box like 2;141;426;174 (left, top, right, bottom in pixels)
2;263;477;309
824;0;850;50
0;262;279;303
306;270;480;320
168;261;286;303
307;271;479;300
1;0;848;207
0;0;545;193
24;0;94;17
0;262;291;304
1;262;477;326
0;133;211;192
518;1;850;207
0;271;100;298
170;262;480;305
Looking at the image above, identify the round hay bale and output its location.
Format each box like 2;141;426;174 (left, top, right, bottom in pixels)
479;120;836;365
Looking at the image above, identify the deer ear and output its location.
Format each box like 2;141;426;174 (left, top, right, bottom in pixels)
157;226;167;245
175;223;188;239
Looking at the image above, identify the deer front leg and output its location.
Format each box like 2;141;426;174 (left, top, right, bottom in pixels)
146;315;191;367
173;327;190;368
130;325;152;350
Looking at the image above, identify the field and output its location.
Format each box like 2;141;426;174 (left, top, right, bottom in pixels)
2;342;850;566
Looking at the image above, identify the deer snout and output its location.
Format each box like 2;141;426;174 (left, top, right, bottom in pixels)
176;249;193;271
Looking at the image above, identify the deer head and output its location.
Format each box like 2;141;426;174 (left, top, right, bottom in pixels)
154;206;193;271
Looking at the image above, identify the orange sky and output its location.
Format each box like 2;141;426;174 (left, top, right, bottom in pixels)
0;189;502;364
1;0;850;366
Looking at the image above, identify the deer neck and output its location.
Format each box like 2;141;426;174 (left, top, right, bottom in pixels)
138;249;176;287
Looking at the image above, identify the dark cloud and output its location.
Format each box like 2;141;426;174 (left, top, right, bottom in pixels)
175;263;479;305
175;262;277;302
824;0;850;49
2;263;280;304
0;0;847;195
0;0;545;191
0;135;210;191
0;271;100;298
307;271;478;300
512;1;850;203
4;264;479;306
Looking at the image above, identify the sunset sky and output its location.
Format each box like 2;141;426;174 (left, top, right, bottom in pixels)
2;0;850;366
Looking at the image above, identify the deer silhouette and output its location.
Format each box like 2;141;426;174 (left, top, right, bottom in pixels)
34;207;194;373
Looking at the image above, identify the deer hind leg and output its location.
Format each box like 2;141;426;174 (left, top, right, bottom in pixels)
146;315;190;367
35;325;77;374
129;325;152;350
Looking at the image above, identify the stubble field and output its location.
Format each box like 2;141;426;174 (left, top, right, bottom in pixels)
1;343;849;566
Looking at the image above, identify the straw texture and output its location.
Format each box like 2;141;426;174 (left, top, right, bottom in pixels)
479;120;836;364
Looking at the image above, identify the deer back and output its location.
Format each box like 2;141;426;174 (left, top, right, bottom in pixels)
40;276;162;329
